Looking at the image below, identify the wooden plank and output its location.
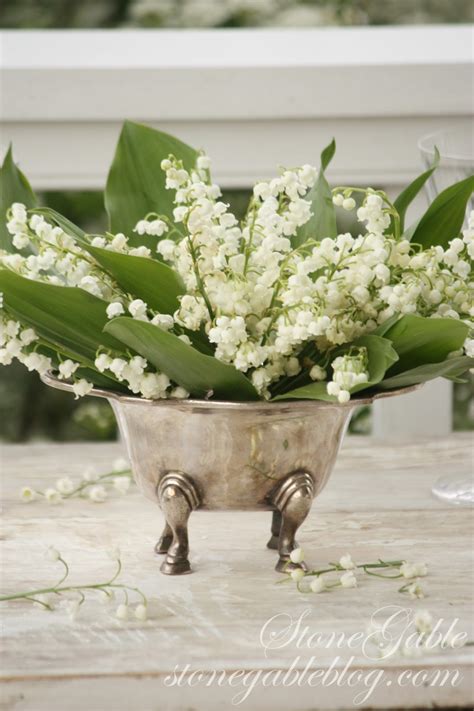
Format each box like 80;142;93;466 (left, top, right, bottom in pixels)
0;436;473;710
1;668;473;711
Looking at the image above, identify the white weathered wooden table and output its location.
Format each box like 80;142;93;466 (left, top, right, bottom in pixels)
1;436;473;711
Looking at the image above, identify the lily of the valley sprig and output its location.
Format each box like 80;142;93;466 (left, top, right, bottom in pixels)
366;608;471;660
283;549;428;598
19;457;133;504
0;547;148;622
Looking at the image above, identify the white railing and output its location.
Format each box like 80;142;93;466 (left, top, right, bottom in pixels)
1;25;472;435
1;26;472;191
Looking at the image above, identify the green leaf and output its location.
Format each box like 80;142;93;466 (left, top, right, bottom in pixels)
273;334;398;401
320;138;336;171
0;147;37;252
409;175;474;248
380;355;473;389
35;206;184;314
87;247;185;315
383;315;469;376
21;336;124;392
272;380;334;403
104;317;259;401
0;269;124;365
348;335;399;392
35;206;85;240
32;207;210;352
44;342;130;393
393;147;439;233
293;139;337;248
105;121;198;247
74;246;209;353
371;314;401;337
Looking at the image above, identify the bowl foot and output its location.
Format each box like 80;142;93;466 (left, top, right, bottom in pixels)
154;522;173;555
266;534;279;550
160;558;192;575
269;471;314;573
267;536;300;552
267;511;301;550
154;536;173;555
266;510;281;550
156;472;200;576
275;559;309;574
155;470;313;575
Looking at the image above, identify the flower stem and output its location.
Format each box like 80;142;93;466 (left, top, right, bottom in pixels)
55;557;70;587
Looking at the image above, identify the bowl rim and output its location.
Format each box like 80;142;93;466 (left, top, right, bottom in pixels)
41;371;421;411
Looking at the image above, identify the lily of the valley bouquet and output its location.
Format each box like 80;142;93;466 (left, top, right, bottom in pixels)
0;122;473;403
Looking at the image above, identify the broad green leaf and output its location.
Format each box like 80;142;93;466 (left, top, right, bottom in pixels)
31;340;117;388
383;315;469;376
105;121;198;246
409;175;474;248
348;334;399;392
273;334;398;401
393;147;439;233
0;147;37;252
272;380;335;403
293;139;337;248
32;207;211;354
31;330;133;393
71;244;210;353
42;354;127;392
371;314;401;337
0;269;124;366
34;206;185;314
86;248;184;316
104;317;259;401
35;206;85;240
380;355;473;389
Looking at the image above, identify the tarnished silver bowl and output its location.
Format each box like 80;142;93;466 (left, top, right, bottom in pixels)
42;373;416;575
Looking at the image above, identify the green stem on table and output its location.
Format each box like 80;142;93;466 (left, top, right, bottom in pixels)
0;556;145;607
284;559;405;580
55;557;70;587
0;582;146;604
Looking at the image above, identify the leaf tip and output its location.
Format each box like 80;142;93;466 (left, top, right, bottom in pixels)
320;138;336;171
1;143;14;170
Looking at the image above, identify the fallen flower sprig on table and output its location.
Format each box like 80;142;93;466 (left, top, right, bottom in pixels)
19;457;133;504
366;608;471;659
281;550;428;598
0;547;148;622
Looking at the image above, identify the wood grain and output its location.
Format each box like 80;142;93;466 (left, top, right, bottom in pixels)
0;435;473;710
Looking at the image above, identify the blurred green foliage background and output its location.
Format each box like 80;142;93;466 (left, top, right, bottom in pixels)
1;0;472;29
1;0;472;440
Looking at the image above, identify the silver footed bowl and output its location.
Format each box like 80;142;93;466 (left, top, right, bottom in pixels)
41;372;418;575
